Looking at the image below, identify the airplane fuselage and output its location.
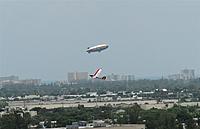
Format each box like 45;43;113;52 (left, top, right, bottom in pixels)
87;44;108;53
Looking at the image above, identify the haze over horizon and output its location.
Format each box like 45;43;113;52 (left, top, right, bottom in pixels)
1;0;200;80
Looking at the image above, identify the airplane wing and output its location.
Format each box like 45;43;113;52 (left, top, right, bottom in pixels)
93;68;102;78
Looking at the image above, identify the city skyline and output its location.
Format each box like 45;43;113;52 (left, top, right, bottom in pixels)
1;0;200;80
0;68;198;82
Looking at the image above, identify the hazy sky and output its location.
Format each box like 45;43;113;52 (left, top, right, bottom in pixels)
0;0;200;80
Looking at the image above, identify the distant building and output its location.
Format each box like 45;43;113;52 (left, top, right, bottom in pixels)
121;75;128;81
0;75;19;81
24;111;37;117
19;79;41;85
68;72;76;82
107;73;120;81
24;95;40;100
0;75;19;85
180;69;195;80
86;92;98;97
120;75;135;81
168;74;182;80
168;69;195;80
76;72;88;81
127;75;135;81
68;72;88;83
93;120;106;128
66;125;78;129
0;75;41;86
107;74;135;81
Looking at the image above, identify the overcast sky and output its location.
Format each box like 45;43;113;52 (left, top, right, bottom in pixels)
0;0;200;80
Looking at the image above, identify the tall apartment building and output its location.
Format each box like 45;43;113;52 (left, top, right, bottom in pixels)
168;69;195;80
107;73;120;81
68;72;88;83
180;69;195;80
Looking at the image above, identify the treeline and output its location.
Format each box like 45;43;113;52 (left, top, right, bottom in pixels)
1;105;200;129
0;79;200;97
24;104;200;129
0;111;31;129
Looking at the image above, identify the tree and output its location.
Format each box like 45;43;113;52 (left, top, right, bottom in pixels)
126;104;142;124
141;109;177;129
0;112;30;129
0;101;8;109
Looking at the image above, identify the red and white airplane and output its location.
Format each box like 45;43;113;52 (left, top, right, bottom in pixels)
89;68;106;80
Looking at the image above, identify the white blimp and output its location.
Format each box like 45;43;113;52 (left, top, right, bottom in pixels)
89;68;106;80
86;44;109;53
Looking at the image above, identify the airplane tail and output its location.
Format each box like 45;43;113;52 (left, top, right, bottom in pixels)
89;74;94;78
90;68;105;80
101;76;106;80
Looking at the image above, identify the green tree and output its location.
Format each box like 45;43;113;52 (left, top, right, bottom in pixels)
0;112;30;129
126;104;142;124
0;101;8;109
142;109;177;129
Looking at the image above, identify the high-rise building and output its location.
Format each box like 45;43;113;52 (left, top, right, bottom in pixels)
68;72;88;83
107;73;120;81
168;69;195;80
121;75;128;81
76;72;88;81
180;69;195;80
168;74;182;80
121;75;135;81
68;72;76;83
127;75;135;81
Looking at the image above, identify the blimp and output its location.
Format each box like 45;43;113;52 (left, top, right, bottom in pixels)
86;44;109;53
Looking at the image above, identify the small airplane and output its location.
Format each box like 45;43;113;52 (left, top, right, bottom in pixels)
89;68;106;80
86;44;109;53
